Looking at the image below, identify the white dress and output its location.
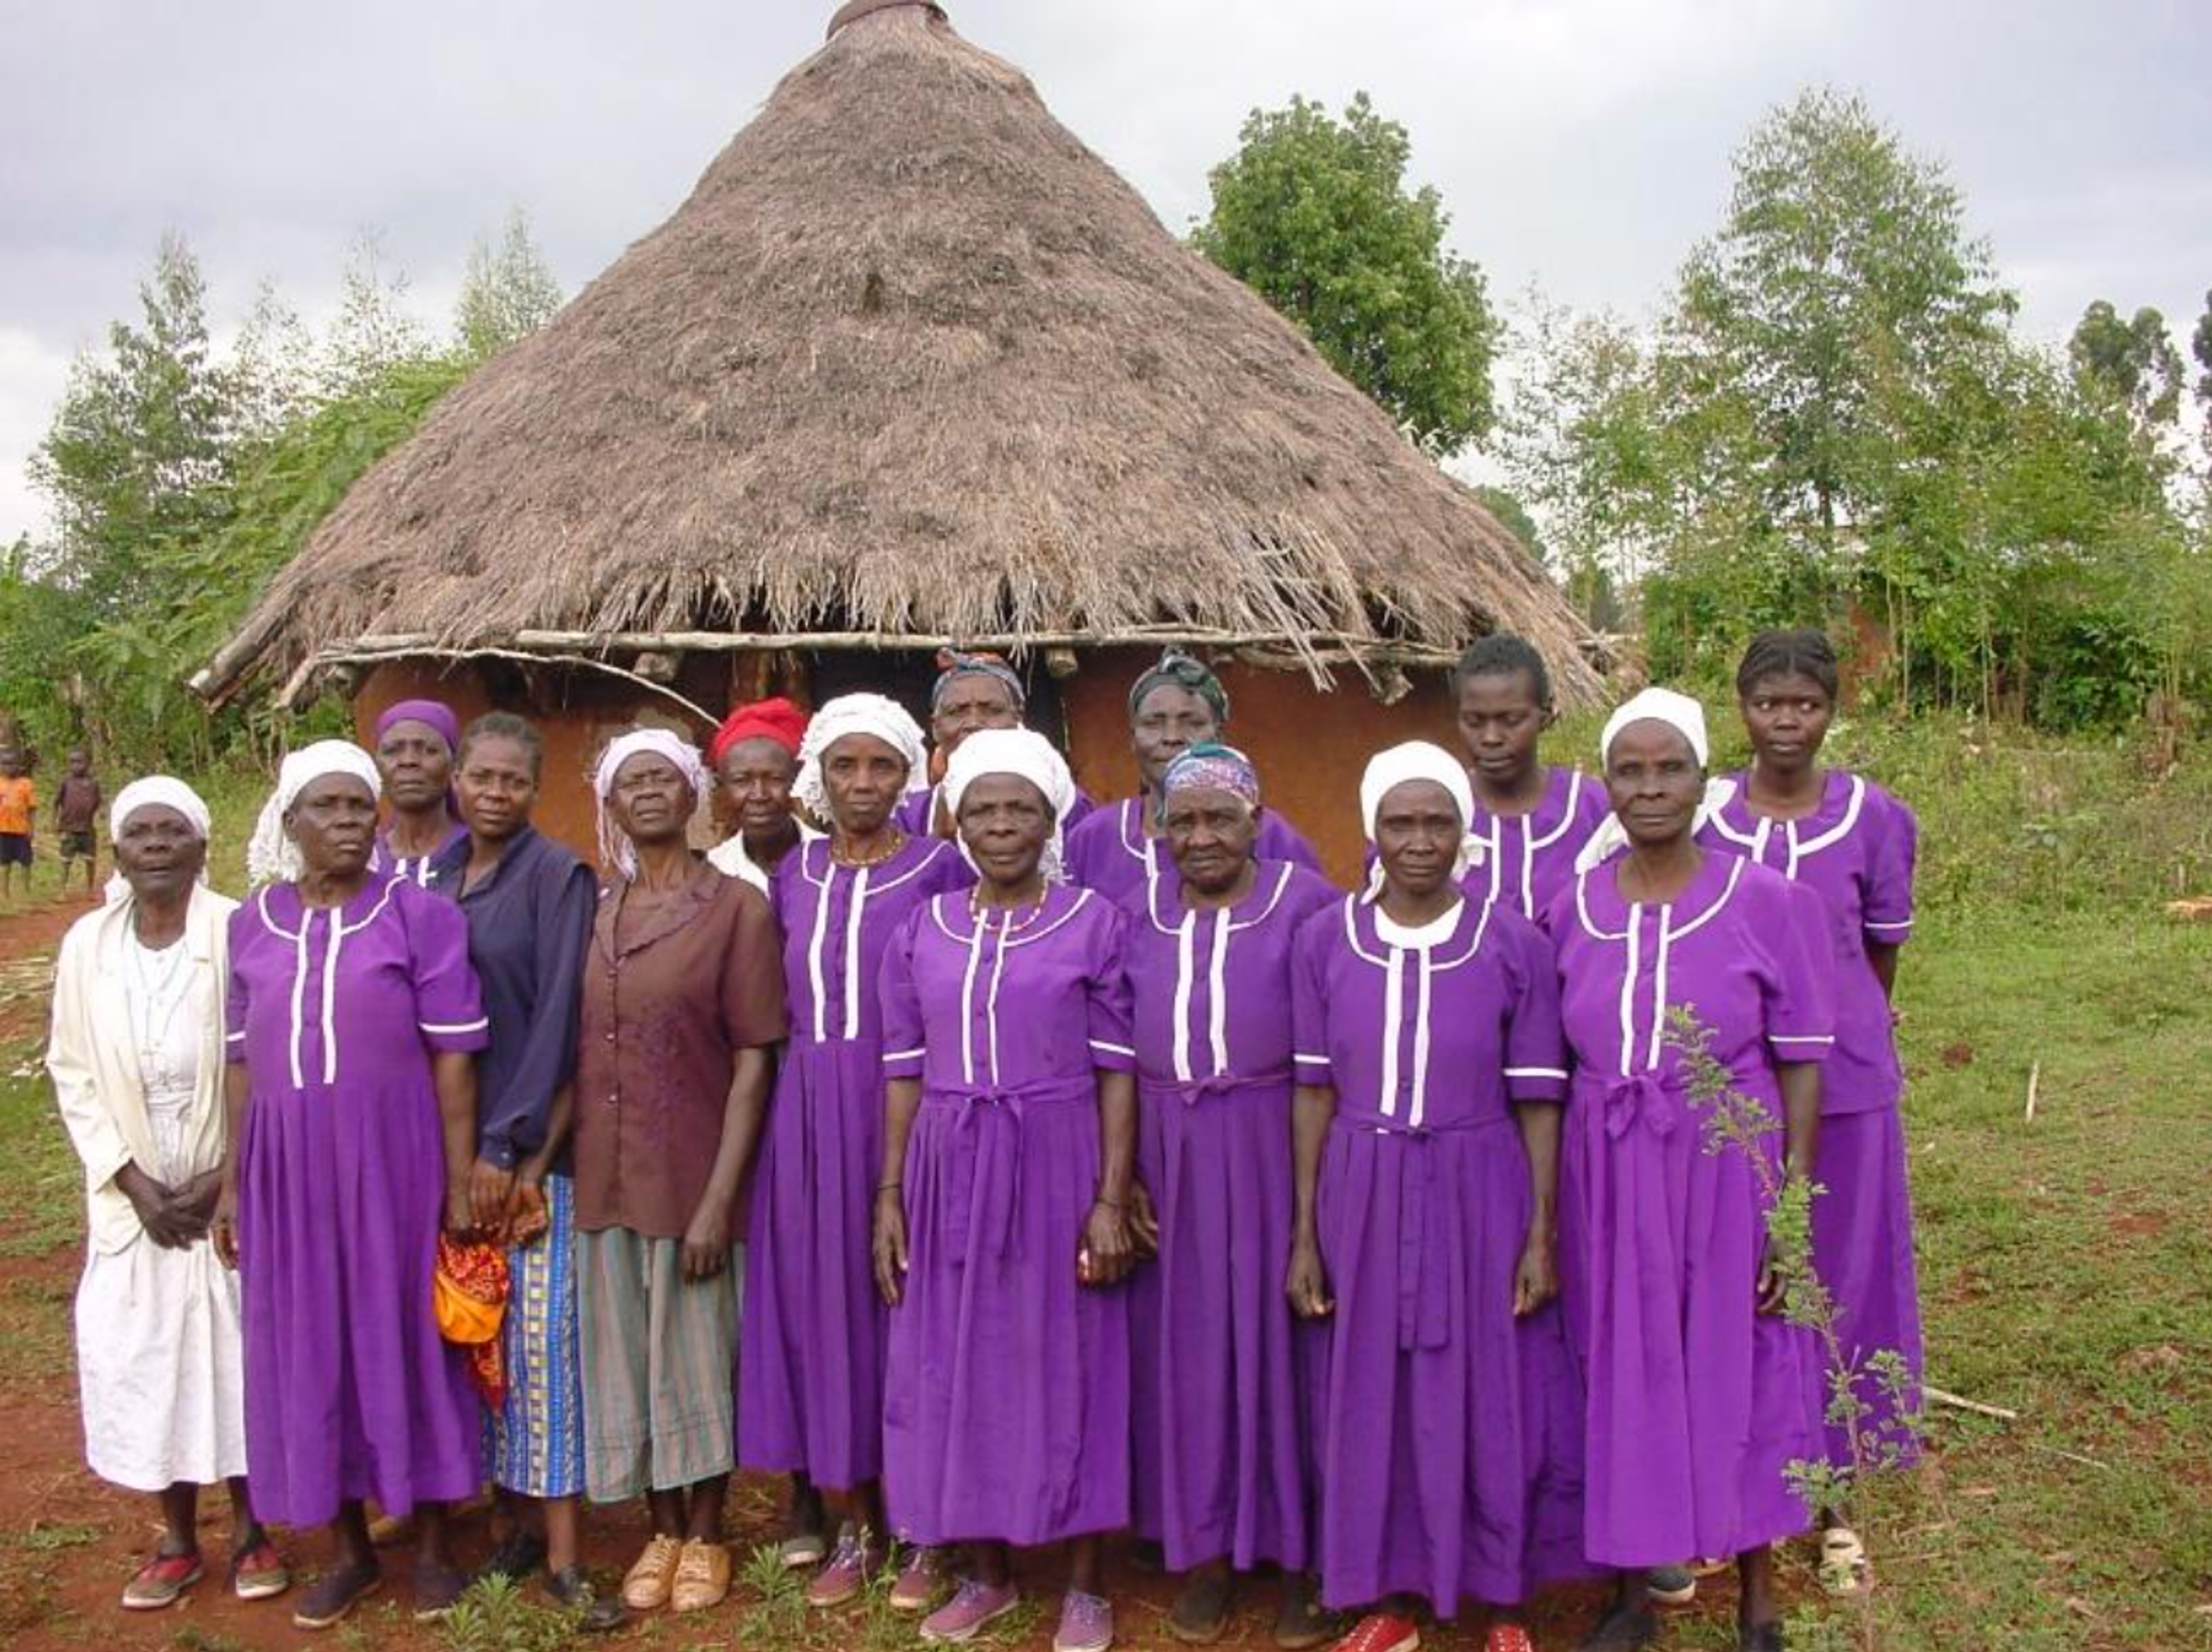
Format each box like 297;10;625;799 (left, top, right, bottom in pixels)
73;933;249;1491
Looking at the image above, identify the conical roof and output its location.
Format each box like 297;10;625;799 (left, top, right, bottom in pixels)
200;1;1601;703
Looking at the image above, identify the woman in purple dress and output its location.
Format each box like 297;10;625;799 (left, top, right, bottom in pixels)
897;651;1096;839
1066;649;1321;903
371;699;470;885
1702;631;1921;1593
1548;689;1831;1652
1289;742;1582;1652
737;695;972;1611
874;729;1136;1652
1452;636;1609;922
214;741;493;1630
1120;745;1337;1649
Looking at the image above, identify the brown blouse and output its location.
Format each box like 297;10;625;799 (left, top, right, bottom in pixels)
573;862;787;1238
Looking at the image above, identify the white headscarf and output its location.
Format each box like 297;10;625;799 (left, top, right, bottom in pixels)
794;693;929;824
104;775;213;904
594;728;710;882
247;741;384;888
944;727;1078;884
1358;740;1485;897
1574;685;1738;873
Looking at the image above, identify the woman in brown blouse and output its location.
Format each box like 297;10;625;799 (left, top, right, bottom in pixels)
571;730;786;1618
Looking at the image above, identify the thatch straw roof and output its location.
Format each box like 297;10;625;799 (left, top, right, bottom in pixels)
199;0;1601;706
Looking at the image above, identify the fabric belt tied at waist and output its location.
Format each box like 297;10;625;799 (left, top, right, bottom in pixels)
926;1077;1094;1264
1139;1068;1293;1108
1603;1070;1683;1141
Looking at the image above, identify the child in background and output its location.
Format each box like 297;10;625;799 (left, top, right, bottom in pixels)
0;751;36;897
55;750;104;900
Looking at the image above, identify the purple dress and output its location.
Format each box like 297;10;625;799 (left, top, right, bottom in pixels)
1467;768;1609;921
225;878;489;1527
1067;797;1325;905
1122;861;1338;1573
878;883;1135;1547
1291;896;1586;1615
1702;770;1923;1468
895;782;1096;839
373;819;471;887
738;836;973;1492
1546;853;1832;1566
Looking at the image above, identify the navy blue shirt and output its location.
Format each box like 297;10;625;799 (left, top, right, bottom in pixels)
428;827;596;1172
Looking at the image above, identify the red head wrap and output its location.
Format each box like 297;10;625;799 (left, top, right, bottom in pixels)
709;697;810;767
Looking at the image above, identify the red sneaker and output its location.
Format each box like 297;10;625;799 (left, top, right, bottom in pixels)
122;1551;204;1611
1332;1613;1421;1652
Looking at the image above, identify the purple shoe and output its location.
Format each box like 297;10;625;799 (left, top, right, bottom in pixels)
805;1526;882;1608
919;1577;1021;1643
1055;1589;1115;1652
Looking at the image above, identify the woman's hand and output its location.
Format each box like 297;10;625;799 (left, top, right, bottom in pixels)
505;1176;549;1246
469;1158;517;1236
1512;1233;1558;1316
1126;1180;1160;1262
1755;1235;1789;1316
680;1193;734;1282
872;1188;909;1307
115;1162;189;1249
1286;1232;1332;1318
1079;1198;1133;1288
211;1180;241;1269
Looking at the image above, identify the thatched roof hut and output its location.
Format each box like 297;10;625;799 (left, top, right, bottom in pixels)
196;0;1603;876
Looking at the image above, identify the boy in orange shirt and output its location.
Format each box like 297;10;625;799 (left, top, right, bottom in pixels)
0;749;34;897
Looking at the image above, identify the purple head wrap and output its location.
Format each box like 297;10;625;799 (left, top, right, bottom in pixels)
374;698;462;754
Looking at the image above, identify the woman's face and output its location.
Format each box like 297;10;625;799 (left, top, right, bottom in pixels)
716;737;798;841
1373;779;1464;900
1456;669;1550;787
1603;721;1705;849
1740;670;1834;772
609;752;695;848
956;773;1051;889
820;733;909;836
1131;684;1221;790
376;718;453;814
931;677;1021;757
113;805;206;901
1161;787;1259;897
456;735;539;844
287;775;379;877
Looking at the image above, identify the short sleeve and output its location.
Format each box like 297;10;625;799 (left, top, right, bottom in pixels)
1499;912;1569;1102
718;881;788;1049
1763;878;1836;1063
878;907;927;1079
1861;788;1917;942
407;887;490;1054
1084;903;1137;1073
224;908;251;1061
1290;903;1338;1086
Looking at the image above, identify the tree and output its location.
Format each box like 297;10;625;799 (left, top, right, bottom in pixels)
322;229;432;395
2191;288;2212;455
2070;300;2183;429
454;206;565;361
1193;93;1498;453
29;232;241;618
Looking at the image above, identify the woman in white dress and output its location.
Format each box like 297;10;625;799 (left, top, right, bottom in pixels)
46;778;289;1612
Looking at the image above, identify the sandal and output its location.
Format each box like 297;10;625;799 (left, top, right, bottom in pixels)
1819;1526;1868;1597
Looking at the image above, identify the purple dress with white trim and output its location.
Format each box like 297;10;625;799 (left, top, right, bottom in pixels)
1544;852;1832;1566
1465;767;1610;921
737;835;973;1492
1291;895;1588;1616
877;882;1136;1547
225;877;489;1527
1122;861;1338;1573
1700;768;1923;1468
1067;797;1324;905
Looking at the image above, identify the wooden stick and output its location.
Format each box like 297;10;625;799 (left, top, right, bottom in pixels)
2026;1442;2113;1472
1922;1384;2019;1422
2024;1060;2041;1123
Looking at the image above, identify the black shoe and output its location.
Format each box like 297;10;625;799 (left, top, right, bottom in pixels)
1740;1623;1785;1652
1577;1601;1660;1650
1168;1570;1234;1644
546;1566;628;1634
473;1530;548;1586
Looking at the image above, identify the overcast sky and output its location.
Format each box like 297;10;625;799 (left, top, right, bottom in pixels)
5;0;2207;544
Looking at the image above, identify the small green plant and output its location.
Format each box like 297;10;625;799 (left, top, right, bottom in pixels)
15;1523;100;1554
437;1574;581;1652
1666;1006;1927;1650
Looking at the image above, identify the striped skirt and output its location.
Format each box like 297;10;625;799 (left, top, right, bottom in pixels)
576;1225;741;1502
486;1174;586;1499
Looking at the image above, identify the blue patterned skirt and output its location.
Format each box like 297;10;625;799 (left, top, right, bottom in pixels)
485;1172;585;1499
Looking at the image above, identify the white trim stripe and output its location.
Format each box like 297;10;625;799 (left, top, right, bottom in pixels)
1771;1033;1836;1044
421;1017;491;1035
882;1046;926;1063
1504;1066;1569;1079
1206;908;1230;1075
1089;1039;1137;1058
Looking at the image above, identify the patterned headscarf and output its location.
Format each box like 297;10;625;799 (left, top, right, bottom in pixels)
794;693;930;822
1158;742;1260;814
593;729;709;881
1128;647;1230;727
930;650;1027;714
247;741;384;887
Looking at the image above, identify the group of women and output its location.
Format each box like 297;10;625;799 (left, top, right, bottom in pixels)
48;630;1921;1652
